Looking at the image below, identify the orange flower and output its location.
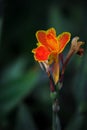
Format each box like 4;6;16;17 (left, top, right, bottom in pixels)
32;28;71;84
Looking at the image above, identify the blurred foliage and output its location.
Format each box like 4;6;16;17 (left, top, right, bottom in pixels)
0;0;87;130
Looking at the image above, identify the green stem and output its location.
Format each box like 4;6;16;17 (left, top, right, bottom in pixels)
49;72;61;130
52;99;61;130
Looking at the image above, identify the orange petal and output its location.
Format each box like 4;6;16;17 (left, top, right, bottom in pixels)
32;45;51;62
36;30;48;46
46;32;59;51
47;28;56;36
36;28;59;51
46;28;58;51
57;32;71;53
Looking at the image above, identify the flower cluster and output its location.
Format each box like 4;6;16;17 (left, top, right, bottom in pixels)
32;28;84;88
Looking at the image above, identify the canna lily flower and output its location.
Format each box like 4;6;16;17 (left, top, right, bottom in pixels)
32;28;71;84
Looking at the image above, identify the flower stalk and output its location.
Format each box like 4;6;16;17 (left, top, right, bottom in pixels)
48;71;61;130
32;28;85;130
52;99;61;130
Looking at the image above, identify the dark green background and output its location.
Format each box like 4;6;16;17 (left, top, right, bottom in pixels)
0;0;87;130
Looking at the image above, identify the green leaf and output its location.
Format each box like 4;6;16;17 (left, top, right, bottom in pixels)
65;109;84;130
0;68;40;118
14;103;37;130
72;54;87;104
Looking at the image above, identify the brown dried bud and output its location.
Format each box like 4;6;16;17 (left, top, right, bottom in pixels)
77;48;84;56
61;36;85;76
71;36;84;54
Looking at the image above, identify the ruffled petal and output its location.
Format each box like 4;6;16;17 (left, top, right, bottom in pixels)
46;32;59;51
36;31;48;46
32;45;51;62
47;28;56;36
57;32;71;53
36;28;59;51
